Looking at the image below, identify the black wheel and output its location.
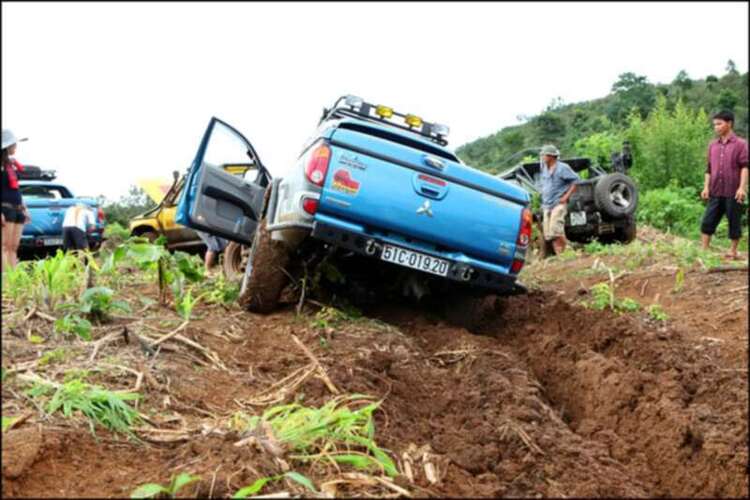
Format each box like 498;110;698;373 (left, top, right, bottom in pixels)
614;217;637;244
134;230;158;243
238;217;291;314
223;241;250;281
594;173;638;218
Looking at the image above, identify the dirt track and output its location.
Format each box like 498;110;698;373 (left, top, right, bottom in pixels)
2;238;749;497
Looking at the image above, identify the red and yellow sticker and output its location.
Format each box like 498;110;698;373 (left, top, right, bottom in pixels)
331;169;360;195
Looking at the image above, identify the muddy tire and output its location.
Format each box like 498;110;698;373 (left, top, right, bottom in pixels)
238;217;290;314
223;241;250;281
614;217;637;244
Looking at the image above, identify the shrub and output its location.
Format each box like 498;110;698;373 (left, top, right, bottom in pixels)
636;184;705;239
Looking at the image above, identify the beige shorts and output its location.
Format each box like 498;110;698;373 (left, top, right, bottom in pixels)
543;204;567;241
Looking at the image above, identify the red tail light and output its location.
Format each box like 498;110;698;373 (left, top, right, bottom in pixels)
97;207;105;223
302;197;319;215
510;258;525;274
511;208;532;274
517;208;532;247
304;142;331;187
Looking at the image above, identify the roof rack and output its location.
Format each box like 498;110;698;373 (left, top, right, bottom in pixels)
320;95;450;146
17;165;57;181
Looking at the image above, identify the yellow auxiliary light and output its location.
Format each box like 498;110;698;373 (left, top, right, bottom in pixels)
405;114;423;128
375;105;394;119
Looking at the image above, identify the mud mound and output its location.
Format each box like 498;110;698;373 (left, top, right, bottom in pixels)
490;291;749;497
325;320;647;497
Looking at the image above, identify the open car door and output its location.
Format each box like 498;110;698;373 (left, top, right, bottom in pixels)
176;117;271;245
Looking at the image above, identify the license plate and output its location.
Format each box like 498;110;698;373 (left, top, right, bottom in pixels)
44;238;63;246
380;244;450;277
570;211;587;226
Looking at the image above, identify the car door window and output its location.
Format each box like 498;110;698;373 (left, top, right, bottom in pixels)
203;122;258;173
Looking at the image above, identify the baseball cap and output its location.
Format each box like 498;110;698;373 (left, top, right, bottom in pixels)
2;129;28;150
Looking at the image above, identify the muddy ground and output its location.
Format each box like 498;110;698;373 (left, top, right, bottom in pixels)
2;229;748;498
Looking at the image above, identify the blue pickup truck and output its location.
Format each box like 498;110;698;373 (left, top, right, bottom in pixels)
176;96;531;315
18;167;105;252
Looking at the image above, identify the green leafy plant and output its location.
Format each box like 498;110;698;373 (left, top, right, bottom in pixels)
618;297;641;312
103;222;131;244
589;283;615;310
1;261;35;306
130;472;200;499
236;395;397;477
203;274;240;305
647;304;669;322
39;348;70;367
673;267;686;293
60;287;131;322
233;472;316;499
33;379;141;435
175;288;203;322
55;314;93;341
31;250;85;310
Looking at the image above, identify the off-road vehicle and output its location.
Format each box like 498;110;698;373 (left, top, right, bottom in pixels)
499;142;638;255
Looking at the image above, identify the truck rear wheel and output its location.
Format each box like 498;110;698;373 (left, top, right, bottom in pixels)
238;217;291;314
594;173;638;218
223;241;250;281
614;217;637;244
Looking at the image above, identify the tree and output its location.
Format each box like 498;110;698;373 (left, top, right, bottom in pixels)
626;96;712;191
101;185;158;227
673;70;693;90
531;112;566;145
716;89;739;112
607;72;657;123
726;59;739;76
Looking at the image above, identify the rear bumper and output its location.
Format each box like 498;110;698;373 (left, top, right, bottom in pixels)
21;231;104;249
311;215;525;295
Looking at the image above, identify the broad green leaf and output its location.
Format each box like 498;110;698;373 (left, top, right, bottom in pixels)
232;477;275;498
130;483;167;499
170;472;200;494
283;471;316;492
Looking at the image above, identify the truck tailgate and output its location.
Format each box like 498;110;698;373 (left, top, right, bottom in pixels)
319;128;529;266
24;199;97;237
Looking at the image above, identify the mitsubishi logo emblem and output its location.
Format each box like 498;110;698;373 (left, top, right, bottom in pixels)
416;200;433;217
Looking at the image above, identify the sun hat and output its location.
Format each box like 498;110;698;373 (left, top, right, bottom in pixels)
2;129;28;150
540;144;560;157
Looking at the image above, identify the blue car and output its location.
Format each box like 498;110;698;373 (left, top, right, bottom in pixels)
176;95;531;314
18;168;105;252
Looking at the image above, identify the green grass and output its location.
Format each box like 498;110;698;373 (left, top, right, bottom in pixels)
233;472;316;498
235;395;397;477
29;379;141;436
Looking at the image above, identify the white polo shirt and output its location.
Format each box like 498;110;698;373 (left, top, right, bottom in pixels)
62;204;95;231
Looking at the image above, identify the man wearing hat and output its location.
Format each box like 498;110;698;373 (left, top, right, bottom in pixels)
539;144;579;255
2;129;30;271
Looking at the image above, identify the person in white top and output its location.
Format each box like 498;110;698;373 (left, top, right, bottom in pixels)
62;203;96;251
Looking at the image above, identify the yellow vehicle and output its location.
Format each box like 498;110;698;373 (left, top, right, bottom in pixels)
129;166;251;278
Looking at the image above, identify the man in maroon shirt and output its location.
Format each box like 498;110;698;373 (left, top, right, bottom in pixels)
700;110;748;259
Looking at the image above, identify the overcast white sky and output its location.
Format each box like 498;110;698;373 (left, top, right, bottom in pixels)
2;1;748;201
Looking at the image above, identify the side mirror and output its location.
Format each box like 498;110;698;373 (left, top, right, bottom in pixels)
172;170;180;182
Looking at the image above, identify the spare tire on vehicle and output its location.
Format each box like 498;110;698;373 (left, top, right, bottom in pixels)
594;173;638;218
